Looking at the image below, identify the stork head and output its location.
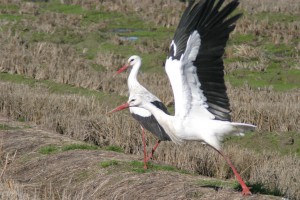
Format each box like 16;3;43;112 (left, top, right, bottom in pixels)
107;95;143;114
116;55;141;74
127;94;143;107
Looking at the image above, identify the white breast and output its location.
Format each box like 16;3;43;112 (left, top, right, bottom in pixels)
129;107;151;117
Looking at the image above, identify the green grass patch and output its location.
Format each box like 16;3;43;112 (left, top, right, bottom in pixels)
0;72;38;86
0;124;17;130
98;41;137;57
0;4;19;10
99;160;188;173
23;27;83;44
39;145;60;154
0;72;126;103
0;13;22;21
224;132;300;156
17;116;26;122
198;179;238;189
264;43;297;58
226;62;300;91
100;160;119;168
40;2;85;15
129;160;188;174
62;143;98;151
230;33;256;44
39;143;99;154
82;10;123;25
254;12;300;23
234;182;283;197
129;160;147;173
104;145;124;153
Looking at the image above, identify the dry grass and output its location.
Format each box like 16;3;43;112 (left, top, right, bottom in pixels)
1;29;299;133
228;84;300;132
0;128;282;200
0;29;172;100
0;0;299;199
0;82;299;199
0;180;32;200
0;142;30;199
239;0;300;14
235;17;300;45
225;45;268;73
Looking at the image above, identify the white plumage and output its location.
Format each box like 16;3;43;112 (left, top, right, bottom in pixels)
110;0;255;195
115;55;171;169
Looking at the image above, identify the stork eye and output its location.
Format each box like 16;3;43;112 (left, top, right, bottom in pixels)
130;99;136;102
130;58;134;62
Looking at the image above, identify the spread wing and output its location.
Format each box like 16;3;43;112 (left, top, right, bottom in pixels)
165;0;241;121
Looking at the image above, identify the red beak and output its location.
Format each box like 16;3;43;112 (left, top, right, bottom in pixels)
107;102;129;114
116;65;129;74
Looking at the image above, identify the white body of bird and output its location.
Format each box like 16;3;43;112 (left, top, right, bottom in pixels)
110;0;255;195
128;95;255;150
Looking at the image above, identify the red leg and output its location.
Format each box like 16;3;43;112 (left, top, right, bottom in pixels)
141;127;147;169
146;140;161;162
216;149;251;195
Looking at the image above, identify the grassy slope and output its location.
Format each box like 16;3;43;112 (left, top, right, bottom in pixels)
0;1;299;198
0;119;284;199
0;0;299;156
2;1;298;88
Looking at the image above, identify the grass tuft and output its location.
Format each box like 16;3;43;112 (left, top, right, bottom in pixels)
39;145;59;155
100;160;119;168
62;144;98;151
0;124;17;130
104;145;124;153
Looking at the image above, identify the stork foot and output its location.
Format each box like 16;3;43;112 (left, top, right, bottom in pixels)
143;164;148;170
241;187;252;196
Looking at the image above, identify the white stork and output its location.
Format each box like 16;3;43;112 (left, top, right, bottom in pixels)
116;56;171;169
109;0;255;195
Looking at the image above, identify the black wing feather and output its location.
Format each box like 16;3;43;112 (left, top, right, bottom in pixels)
168;0;241;121
131;101;171;141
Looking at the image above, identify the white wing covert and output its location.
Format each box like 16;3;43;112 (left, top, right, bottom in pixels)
166;0;242;121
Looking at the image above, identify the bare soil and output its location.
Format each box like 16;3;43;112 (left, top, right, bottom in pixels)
0;116;281;200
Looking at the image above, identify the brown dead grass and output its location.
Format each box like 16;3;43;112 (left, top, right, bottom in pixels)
239;0;300;14
235;16;300;45
228;84;300;132
1;29;299;132
0;0;299;199
225;45;268;73
0;82;299;199
0;118;285;200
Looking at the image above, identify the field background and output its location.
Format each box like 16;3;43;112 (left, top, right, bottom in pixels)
0;0;299;199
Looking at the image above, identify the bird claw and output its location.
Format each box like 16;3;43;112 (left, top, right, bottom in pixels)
241;188;252;196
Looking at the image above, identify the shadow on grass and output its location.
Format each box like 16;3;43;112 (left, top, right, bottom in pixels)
198;179;237;192
234;182;283;197
198;179;284;197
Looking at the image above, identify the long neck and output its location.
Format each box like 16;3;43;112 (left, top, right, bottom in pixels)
141;102;182;144
128;61;141;90
143;102;171;123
